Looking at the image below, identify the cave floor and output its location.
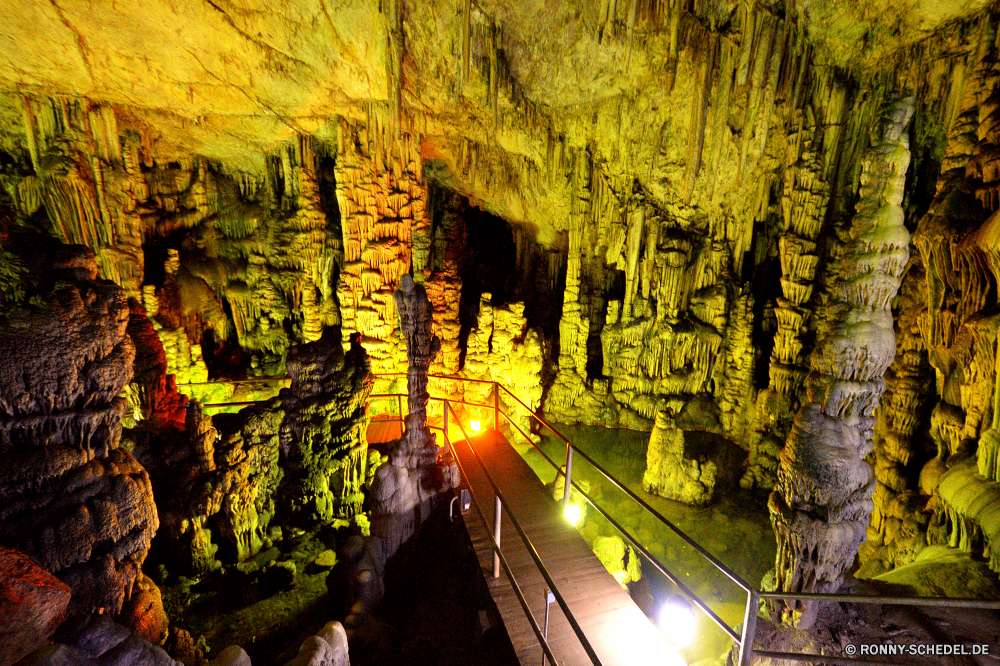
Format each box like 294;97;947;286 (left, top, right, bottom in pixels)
158;503;519;666
515;423;776;665
160;525;341;664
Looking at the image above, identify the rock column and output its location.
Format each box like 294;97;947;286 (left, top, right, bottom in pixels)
768;98;914;628
0;238;158;614
392;274;441;467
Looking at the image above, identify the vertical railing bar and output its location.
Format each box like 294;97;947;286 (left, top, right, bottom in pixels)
737;589;759;666
443;399;450;456
493;494;502;578
494;381;500;432
542;588;554;666
562;443;573;510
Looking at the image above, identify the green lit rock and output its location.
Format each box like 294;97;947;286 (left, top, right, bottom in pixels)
277;329;374;521
592;536;642;585
642;411;716;507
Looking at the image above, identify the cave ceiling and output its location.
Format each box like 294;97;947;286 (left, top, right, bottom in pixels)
0;0;991;235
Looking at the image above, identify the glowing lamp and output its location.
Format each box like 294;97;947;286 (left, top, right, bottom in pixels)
470;419;481;432
563;503;583;526
657;595;696;650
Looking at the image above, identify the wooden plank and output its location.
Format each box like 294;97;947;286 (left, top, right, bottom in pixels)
366;418;403;444
452;430;681;666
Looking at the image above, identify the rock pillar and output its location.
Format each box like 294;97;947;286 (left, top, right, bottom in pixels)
768;98;914;628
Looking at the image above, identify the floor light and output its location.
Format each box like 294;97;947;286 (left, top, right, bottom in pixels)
658;595;696;649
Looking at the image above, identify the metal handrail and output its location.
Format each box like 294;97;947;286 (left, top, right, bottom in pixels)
495;384;751;593
447;400;605;666
757;591;1000;608
177;377;291;386
497;410;741;643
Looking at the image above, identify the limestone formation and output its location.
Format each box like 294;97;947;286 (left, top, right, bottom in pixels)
861;39;1000;577
929;461;1000;574
389;275;441;468
367;275;457;589
0;232;158;615
742;136;831;491
133;400;282;575
282;621;350;666
3;0;1000;656
278;330;375;520
371;275;457;511
462;295;544;440
336;117;426;381
135;328;372;574
642;411;716;506
769;98;914;628
592;537;642;586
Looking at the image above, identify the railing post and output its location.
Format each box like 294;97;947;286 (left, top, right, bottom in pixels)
494;382;500;431
562;442;574;510
737;589;759;666
443;399;450;456
542;588;555;666
397;394;404;431
493;494;502;578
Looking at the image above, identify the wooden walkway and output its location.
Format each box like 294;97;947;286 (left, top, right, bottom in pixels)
451;430;681;666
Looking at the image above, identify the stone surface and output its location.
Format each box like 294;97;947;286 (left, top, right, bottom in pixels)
768;98;915;629
0;228;158;616
642;410;716;506
210;645;252;666
117;574;168;647
51;613;181;666
0;546;71;666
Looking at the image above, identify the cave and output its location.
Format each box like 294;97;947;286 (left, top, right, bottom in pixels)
2;1;1000;666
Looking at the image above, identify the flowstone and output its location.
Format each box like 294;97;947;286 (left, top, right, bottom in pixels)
642;411;716;506
768;98;914;628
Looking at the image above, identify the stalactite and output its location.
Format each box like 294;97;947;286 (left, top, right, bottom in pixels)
743;128;831;491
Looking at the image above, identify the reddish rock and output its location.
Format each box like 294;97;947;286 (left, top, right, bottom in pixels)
0;546;71;666
127;302;188;431
118;574;169;646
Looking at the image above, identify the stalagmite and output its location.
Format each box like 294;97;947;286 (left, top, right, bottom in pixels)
389;274;440;467
643;410;716;506
768;98;914;628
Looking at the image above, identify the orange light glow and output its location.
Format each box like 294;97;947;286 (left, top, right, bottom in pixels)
470;419;481;432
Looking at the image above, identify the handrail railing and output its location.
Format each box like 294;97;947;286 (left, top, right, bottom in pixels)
199;371;1000;666
495;384;752;593
447;401;603;666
